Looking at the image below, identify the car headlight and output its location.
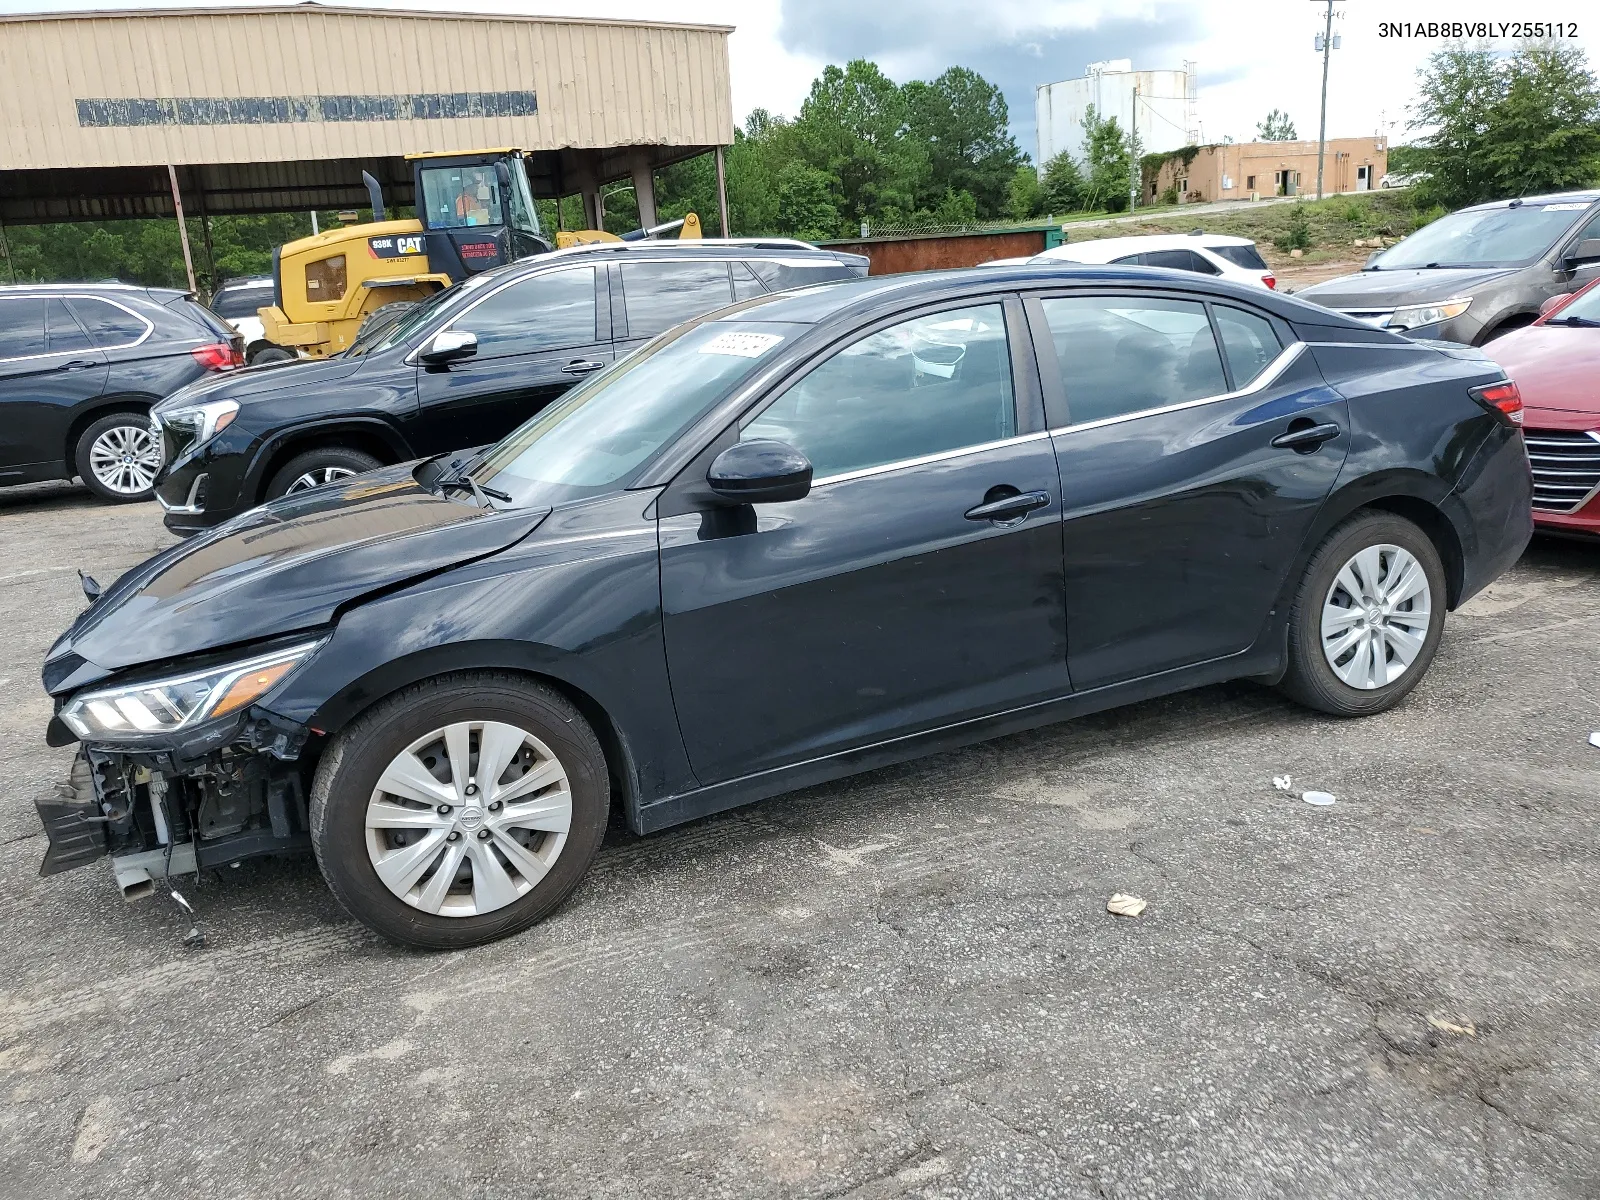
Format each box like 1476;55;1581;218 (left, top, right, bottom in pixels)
158;398;240;447
59;641;320;740
1386;297;1472;330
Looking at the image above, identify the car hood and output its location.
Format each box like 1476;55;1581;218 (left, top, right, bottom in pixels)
1296;266;1519;309
1484;325;1600;415
152;352;366;414
43;465;549;693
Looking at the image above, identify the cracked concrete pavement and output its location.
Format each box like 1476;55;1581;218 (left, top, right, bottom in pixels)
1;479;1598;1199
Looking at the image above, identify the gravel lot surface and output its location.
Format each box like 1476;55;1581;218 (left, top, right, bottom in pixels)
2;480;1598;1199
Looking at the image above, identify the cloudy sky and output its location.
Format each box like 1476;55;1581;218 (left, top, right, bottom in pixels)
5;0;1597;160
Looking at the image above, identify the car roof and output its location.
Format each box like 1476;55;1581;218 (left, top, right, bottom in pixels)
716;263;1360;329
1460;190;1600;213
215;276;274;289
1041;233;1256;261
0;281;150;293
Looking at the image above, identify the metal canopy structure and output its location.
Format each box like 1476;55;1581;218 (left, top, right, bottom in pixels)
0;4;735;227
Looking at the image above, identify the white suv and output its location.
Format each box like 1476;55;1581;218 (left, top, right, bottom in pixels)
1032;233;1277;290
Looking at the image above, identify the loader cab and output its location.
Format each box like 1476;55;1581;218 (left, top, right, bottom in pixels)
410;150;551;279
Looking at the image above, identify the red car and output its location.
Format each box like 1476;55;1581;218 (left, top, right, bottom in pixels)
1487;279;1600;539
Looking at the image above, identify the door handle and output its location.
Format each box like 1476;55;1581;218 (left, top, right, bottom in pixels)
563;358;606;375
964;489;1050;522
1271;421;1341;452
52;359;98;373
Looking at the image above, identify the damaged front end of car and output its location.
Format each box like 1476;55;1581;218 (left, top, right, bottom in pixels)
39;638;325;898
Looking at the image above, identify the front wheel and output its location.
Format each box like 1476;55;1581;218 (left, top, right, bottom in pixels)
1278;512;1447;716
309;673;610;949
264;446;382;500
251;346;295;365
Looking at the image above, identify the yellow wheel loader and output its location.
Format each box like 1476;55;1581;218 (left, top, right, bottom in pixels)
256;149;701;360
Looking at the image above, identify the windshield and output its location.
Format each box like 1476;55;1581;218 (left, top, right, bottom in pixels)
1550;284;1600;324
211;284;271;319
420;163;505;229
1376;202;1594;269
470;319;804;508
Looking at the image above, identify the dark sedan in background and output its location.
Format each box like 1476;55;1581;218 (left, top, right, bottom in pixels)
1298;190;1600;344
40;264;1531;948
150;240;868;533
0;283;241;501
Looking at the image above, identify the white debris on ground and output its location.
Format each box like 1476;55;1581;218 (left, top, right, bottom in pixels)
1107;893;1148;917
1272;775;1293;791
1302;791;1337;806
1589;731;1600;749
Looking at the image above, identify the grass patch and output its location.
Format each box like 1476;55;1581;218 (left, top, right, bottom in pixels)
1059;191;1439;253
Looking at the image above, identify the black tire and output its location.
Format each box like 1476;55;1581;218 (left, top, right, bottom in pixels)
309;672;609;949
264;446;383;500
1279;512;1448;716
74;410;160;503
251;346;295;364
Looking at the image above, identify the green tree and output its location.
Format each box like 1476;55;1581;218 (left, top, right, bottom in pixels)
1485;43;1600;199
792;59;923;233
1081;106;1133;213
903;67;1025;217
1007;163;1046;219
1256;109;1298;140
1411;41;1600;209
1039;151;1085;212
775;162;841;240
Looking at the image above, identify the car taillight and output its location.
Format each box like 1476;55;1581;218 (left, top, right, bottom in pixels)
1262;273;1277;290
1470;380;1523;425
190;342;239;372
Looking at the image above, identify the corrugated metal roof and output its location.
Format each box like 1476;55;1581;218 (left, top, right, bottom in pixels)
0;3;734;172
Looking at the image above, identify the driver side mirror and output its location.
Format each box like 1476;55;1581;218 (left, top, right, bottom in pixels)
495;161;513;193
1540;293;1574;318
1562;238;1600;270
707;440;812;504
418;328;477;365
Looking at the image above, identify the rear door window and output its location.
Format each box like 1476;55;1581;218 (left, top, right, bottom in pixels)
0;297;47;361
621;262;734;338
46;299;94;353
1040;296;1228;425
451;267;598;357
1143;249;1219;275
1213;305;1283;388
211;286;271;320
65;297;150;349
1211;243;1270;271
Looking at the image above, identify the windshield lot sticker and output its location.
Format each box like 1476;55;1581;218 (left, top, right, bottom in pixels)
1540;203;1590;211
699;332;785;357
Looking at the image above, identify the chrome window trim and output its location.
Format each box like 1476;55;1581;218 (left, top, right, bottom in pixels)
809;430;1054;490
1047;341;1306;437
0;293;154;364
403;263;599;364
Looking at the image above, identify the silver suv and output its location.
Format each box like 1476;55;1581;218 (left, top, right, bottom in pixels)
1297;191;1600;344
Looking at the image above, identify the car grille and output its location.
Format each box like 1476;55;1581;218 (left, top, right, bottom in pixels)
1336;308;1395;328
1524;429;1600;514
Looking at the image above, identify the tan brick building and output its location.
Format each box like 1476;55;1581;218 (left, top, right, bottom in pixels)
1147;137;1388;203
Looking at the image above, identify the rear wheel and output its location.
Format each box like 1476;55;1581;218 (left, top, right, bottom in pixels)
1279;512;1447;716
75;411;162;502
264;446;382;500
310;673;609;949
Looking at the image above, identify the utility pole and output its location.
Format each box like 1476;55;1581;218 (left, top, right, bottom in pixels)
1315;0;1334;200
1129;84;1139;213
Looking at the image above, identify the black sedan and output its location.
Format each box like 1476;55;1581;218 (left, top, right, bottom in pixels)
39;265;1532;948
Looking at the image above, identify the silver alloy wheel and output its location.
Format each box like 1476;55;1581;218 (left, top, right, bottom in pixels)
365;720;572;917
88;423;163;494
1320;543;1432;690
285;465;358;494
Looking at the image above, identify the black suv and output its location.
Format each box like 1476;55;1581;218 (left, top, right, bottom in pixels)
0;284;242;502
152;242;869;533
